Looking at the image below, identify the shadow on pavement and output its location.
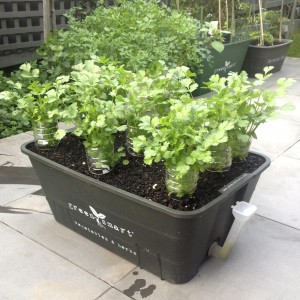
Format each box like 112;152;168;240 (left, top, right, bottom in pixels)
0;166;40;185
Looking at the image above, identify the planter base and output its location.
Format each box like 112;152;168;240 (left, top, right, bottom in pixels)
21;141;270;283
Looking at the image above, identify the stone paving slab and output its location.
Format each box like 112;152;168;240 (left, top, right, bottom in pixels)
262;60;300;89
0;194;136;286
97;288;132;300
0;132;33;167
251;118;300;155
0;166;39;185
0;165;41;205
115;215;300;300
277;94;300;122
284;140;300;159
0;184;41;206
286;80;300;95
2;193;51;214
251;156;300;229
0;222;110;300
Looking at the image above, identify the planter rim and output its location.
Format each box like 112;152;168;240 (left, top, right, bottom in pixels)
21;140;270;218
249;39;292;49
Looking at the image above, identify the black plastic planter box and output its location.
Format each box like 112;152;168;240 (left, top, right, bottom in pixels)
242;39;293;78
21;142;270;284
193;39;251;96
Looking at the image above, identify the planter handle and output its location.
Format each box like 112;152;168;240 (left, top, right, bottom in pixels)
208;201;257;259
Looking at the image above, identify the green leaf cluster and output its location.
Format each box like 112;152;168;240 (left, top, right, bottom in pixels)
131;65;294;182
165;0;250;38
204;67;295;144
56;59;130;164
0;63;40;138
14;73;70;127
36;0;215;80
132;100;233;179
120;62;198;127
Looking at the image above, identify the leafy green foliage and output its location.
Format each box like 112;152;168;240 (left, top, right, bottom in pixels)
73;99;126;165
0;63;40;138
37;0;214;80
165;0;250;38
1;0;219;138
56;59;129;165
204;67;295;147
120;62;198;128
133;99;233;182
245;6;289;45
250;31;274;46
15;75;70;127
264;9;289;40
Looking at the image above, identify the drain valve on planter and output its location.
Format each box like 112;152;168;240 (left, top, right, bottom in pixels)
209;201;257;260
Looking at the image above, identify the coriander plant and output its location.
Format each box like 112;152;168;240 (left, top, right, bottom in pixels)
119;62;198;156
73;99;127;174
204;67;295;158
14;74;70;148
56;59;130;173
0;63;39;138
16;75;70;127
133;100;233;197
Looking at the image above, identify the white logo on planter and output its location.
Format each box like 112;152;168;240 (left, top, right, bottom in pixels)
68;203;135;238
89;205;106;228
266;56;285;64
73;220;137;256
215;61;237;73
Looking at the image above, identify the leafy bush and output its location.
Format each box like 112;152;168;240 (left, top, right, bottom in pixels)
37;0;215;79
0;80;30;138
0;64;40;138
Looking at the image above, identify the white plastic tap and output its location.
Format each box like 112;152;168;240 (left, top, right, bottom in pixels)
208;201;257;259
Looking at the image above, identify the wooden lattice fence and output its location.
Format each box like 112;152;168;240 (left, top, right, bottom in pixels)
0;0;96;68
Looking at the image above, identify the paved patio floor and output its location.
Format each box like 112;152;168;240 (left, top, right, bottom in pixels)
1;57;300;300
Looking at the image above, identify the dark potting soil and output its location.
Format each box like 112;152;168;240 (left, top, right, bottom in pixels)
27;133;266;211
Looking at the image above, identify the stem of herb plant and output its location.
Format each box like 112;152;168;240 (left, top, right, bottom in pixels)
231;0;235;40
258;0;264;46
279;0;284;41
200;6;203;24
219;0;222;31
225;0;229;31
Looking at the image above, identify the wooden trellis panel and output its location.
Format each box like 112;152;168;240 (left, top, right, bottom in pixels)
0;0;96;68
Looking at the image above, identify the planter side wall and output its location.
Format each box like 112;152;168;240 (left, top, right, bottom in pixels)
23;143;270;283
193;39;251;96
242;39;292;78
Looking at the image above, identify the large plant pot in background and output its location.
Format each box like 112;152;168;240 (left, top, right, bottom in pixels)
21;142;270;284
193;39;251;96
242;39;293;78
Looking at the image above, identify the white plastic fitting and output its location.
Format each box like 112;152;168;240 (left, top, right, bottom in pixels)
208;201;257;260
